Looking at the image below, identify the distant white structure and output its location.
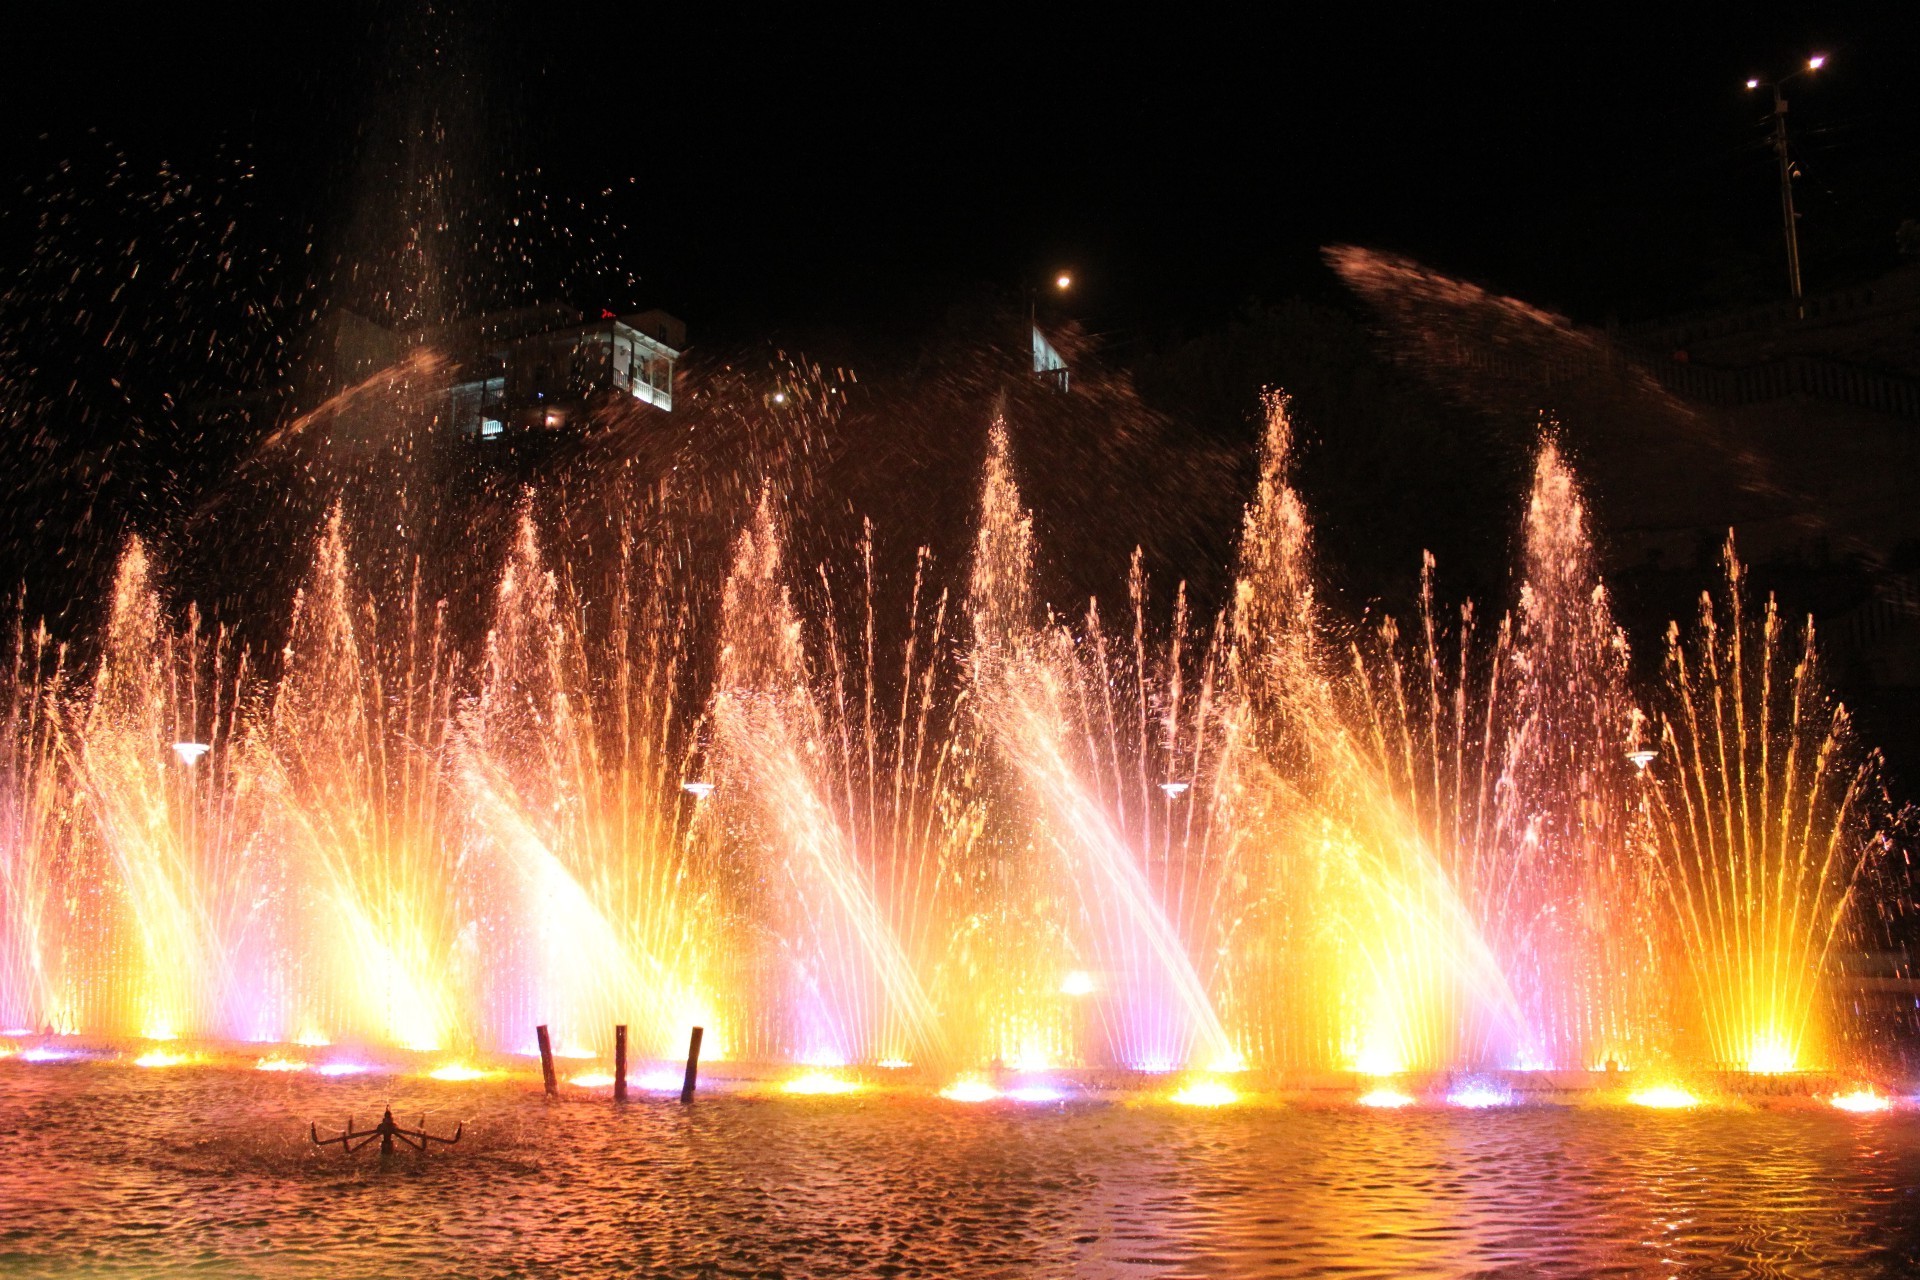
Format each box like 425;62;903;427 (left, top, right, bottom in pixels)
1032;325;1069;392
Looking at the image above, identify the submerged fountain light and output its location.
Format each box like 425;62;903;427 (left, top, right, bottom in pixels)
783;1071;861;1096
1170;1078;1239;1107
134;1049;191;1068
876;1058;913;1070
294;1029;331;1047
254;1056;308;1072
940;1077;1000;1103
425;1063;490;1082
569;1071;616;1088
1447;1084;1515;1109
636;1070;683;1092
1830;1089;1892;1113
1357;1087;1415;1109
1744;1035;1796;1075
1059;970;1096;997
21;1048;77;1063
1628;1085;1699;1109
315;1061;371;1077
1007;1082;1066;1103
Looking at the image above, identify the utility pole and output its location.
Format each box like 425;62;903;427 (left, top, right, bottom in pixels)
1747;54;1825;319
1767;82;1805;317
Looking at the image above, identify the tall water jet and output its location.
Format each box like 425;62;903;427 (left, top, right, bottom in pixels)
0;619;78;1034
1651;536;1890;1073
969;419;1238;1073
260;511;462;1050
70;542;264;1042
709;492;943;1067
457;503;721;1060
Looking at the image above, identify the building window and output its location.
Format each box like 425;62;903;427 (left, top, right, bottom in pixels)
451;376;507;439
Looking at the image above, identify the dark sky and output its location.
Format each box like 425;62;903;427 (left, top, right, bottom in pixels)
4;3;1918;345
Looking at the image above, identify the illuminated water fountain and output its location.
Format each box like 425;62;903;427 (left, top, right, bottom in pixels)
0;393;1903;1089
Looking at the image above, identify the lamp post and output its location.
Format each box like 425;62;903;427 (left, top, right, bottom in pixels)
1746;54;1827;318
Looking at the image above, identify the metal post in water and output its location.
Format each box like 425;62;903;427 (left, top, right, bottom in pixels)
536;1024;557;1097
681;1025;704;1103
614;1024;629;1103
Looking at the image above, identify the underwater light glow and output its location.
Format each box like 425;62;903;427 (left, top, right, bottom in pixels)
1059;970;1096;997
1007;1084;1065;1103
940;1077;1000;1103
315;1061;371;1076
783;1072;860;1095
425;1063;489;1082
1831;1089;1892;1113
636;1070;683;1091
1358;1088;1415;1108
876;1058;913;1070
134;1050;191;1068
1170;1079;1239;1107
254;1056;308;1072
569;1072;615;1088
22;1048;78;1063
1628;1085;1699;1109
1447;1085;1514;1108
1745;1036;1796;1075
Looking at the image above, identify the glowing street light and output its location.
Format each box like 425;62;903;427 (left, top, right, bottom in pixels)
1745;53;1829;314
1054;273;1072;291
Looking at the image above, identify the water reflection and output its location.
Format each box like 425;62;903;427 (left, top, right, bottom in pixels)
3;1065;1919;1277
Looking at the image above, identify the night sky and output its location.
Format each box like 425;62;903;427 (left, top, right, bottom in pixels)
5;3;1918;346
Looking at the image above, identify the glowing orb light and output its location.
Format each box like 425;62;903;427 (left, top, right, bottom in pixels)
1831;1089;1893;1113
783;1071;861;1096
1358;1088;1415;1108
254;1056;308;1072
940;1077;1000;1103
1171;1079;1239;1107
1629;1085;1699;1109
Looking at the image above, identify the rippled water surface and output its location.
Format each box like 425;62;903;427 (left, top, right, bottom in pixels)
5;1062;1920;1278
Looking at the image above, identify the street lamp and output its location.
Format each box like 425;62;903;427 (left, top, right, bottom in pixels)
1746;54;1828;317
